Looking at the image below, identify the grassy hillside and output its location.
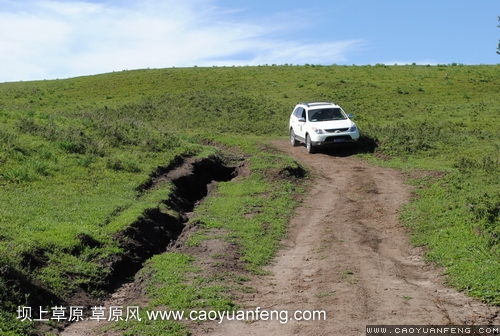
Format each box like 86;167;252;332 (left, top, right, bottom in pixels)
0;64;499;334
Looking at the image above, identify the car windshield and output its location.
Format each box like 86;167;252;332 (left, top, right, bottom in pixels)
308;108;346;122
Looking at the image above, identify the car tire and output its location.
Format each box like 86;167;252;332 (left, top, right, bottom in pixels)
306;134;316;154
290;129;299;147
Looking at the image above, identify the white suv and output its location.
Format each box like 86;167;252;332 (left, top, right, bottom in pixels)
289;101;360;153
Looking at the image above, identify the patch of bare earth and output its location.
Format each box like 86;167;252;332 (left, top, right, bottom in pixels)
197;140;499;336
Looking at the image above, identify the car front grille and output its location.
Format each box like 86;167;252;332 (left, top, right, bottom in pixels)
325;128;349;133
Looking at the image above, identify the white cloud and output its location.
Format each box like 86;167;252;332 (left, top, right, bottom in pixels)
0;9;71;81
0;0;365;82
246;40;366;66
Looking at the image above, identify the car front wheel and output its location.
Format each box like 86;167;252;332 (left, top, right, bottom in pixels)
290;128;299;147
306;134;316;154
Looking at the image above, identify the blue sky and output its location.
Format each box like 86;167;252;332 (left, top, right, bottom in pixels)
0;0;499;82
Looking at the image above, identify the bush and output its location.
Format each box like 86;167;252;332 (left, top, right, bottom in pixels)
468;192;500;247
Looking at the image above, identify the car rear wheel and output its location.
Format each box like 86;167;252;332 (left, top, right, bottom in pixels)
306;134;316;154
290;129;299;147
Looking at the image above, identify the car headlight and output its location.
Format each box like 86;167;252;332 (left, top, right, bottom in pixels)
312;127;325;134
348;124;358;132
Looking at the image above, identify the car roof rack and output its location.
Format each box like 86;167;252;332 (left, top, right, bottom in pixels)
298;101;336;107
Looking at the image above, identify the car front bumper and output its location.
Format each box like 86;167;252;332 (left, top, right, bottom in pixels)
310;132;360;147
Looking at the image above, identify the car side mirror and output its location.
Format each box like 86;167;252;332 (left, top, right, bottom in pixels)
347;114;354;119
298;117;306;122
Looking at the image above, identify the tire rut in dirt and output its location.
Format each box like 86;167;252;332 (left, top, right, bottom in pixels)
104;156;238;291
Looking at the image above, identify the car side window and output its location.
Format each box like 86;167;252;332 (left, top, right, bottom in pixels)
294;107;305;119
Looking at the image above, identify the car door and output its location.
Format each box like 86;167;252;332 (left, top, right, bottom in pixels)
291;107;306;141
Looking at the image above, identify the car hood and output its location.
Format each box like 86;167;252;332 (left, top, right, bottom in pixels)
312;119;354;129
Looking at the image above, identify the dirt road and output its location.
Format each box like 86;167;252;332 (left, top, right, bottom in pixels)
203;140;500;335
63;140;499;336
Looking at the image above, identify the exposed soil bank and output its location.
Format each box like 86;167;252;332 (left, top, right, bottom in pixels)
104;156;237;291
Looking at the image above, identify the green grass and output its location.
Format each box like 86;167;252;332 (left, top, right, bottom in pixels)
105;252;231;336
401;158;500;304
0;64;499;334
188;148;303;273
